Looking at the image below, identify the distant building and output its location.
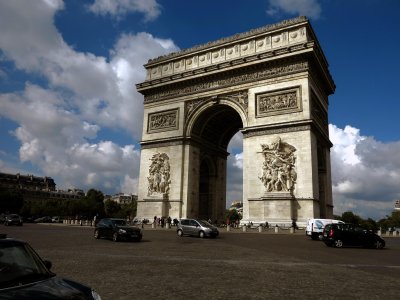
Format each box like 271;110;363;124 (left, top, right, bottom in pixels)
107;193;138;205
0;172;83;202
0;172;56;191
395;200;400;211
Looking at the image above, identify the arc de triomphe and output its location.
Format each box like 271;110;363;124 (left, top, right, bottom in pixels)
135;17;335;226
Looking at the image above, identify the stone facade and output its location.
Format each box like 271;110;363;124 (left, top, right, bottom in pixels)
135;17;335;226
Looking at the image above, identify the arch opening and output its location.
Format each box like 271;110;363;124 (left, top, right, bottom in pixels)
190;104;243;221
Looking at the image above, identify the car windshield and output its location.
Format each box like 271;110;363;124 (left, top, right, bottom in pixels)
198;220;212;227
112;219;127;226
0;242;52;289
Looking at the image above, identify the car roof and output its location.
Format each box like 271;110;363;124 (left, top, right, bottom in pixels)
0;234;26;245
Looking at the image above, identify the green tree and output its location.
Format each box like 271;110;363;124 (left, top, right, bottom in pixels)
104;199;121;217
223;209;242;224
0;187;23;213
340;211;362;224
80;189;104;218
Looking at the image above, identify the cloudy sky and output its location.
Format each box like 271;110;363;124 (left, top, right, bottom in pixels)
0;0;399;220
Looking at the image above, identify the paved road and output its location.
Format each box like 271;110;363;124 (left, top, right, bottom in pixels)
2;224;400;300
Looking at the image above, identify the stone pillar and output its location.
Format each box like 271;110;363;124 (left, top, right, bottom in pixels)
274;225;279;234
258;226;263;233
227;225;231;232
242;225;247;232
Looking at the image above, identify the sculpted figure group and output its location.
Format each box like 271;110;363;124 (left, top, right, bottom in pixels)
259;137;297;193
147;153;171;196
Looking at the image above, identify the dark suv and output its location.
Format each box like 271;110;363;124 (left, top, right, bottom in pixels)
94;218;142;242
322;223;385;249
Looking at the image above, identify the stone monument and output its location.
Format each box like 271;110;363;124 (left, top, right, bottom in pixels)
135;16;335;226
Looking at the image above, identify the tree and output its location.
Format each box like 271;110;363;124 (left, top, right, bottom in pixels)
104;199;121;217
0;187;23;213
224;209;242;224
340;211;362;224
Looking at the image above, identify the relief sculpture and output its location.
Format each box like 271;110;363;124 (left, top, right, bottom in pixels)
148;110;178;132
258;137;297;193
258;91;297;114
147;153;171;196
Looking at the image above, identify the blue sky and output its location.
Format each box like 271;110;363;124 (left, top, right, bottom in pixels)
1;0;399;220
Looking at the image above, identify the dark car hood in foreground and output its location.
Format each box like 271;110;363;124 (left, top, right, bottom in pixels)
0;275;94;300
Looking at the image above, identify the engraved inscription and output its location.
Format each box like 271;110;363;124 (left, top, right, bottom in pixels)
148;109;178;133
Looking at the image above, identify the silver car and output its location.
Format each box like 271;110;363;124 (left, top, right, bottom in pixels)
177;219;219;238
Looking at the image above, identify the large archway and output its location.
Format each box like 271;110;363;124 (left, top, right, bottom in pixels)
135;17;335;226
189;104;243;221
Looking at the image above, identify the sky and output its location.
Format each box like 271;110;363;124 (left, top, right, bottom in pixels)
0;0;399;221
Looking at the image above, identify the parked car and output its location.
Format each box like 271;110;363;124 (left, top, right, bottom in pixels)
51;216;63;223
177;219;219;238
94;218;142;242
34;216;52;223
0;234;101;299
306;218;344;240
4;214;23;226
322;223;385;249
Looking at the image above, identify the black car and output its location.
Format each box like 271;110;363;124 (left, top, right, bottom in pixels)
94;218;142;242
322;223;385;249
0;234;101;299
4;214;23;226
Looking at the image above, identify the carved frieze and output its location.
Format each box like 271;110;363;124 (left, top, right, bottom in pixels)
242;124;311;139
258;137;297;193
143;18;309;82
144;60;308;103
147;153;171;196
256;87;301;117
147;109;179;133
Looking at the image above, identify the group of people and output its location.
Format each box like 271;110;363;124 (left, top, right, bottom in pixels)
153;216;180;227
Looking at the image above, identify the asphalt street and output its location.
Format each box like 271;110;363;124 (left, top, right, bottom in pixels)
2;224;400;300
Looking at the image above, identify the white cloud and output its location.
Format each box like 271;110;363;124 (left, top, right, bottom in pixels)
329;124;400;219
266;0;322;20
87;0;161;21
0;0;178;194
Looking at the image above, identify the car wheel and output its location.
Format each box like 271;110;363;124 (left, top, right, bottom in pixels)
94;230;100;239
374;240;384;249
177;229;183;237
334;239;343;248
199;231;205;238
112;232;119;242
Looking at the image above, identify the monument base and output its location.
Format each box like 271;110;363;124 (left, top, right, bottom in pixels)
243;196;316;228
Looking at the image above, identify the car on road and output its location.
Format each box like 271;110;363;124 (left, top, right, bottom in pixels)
0;234;101;299
306;218;344;240
177;219;219;238
34;216;52;223
322;223;385;249
3;214;23;226
94;218;142;242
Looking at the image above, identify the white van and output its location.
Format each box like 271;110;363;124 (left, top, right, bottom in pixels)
306;219;344;240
